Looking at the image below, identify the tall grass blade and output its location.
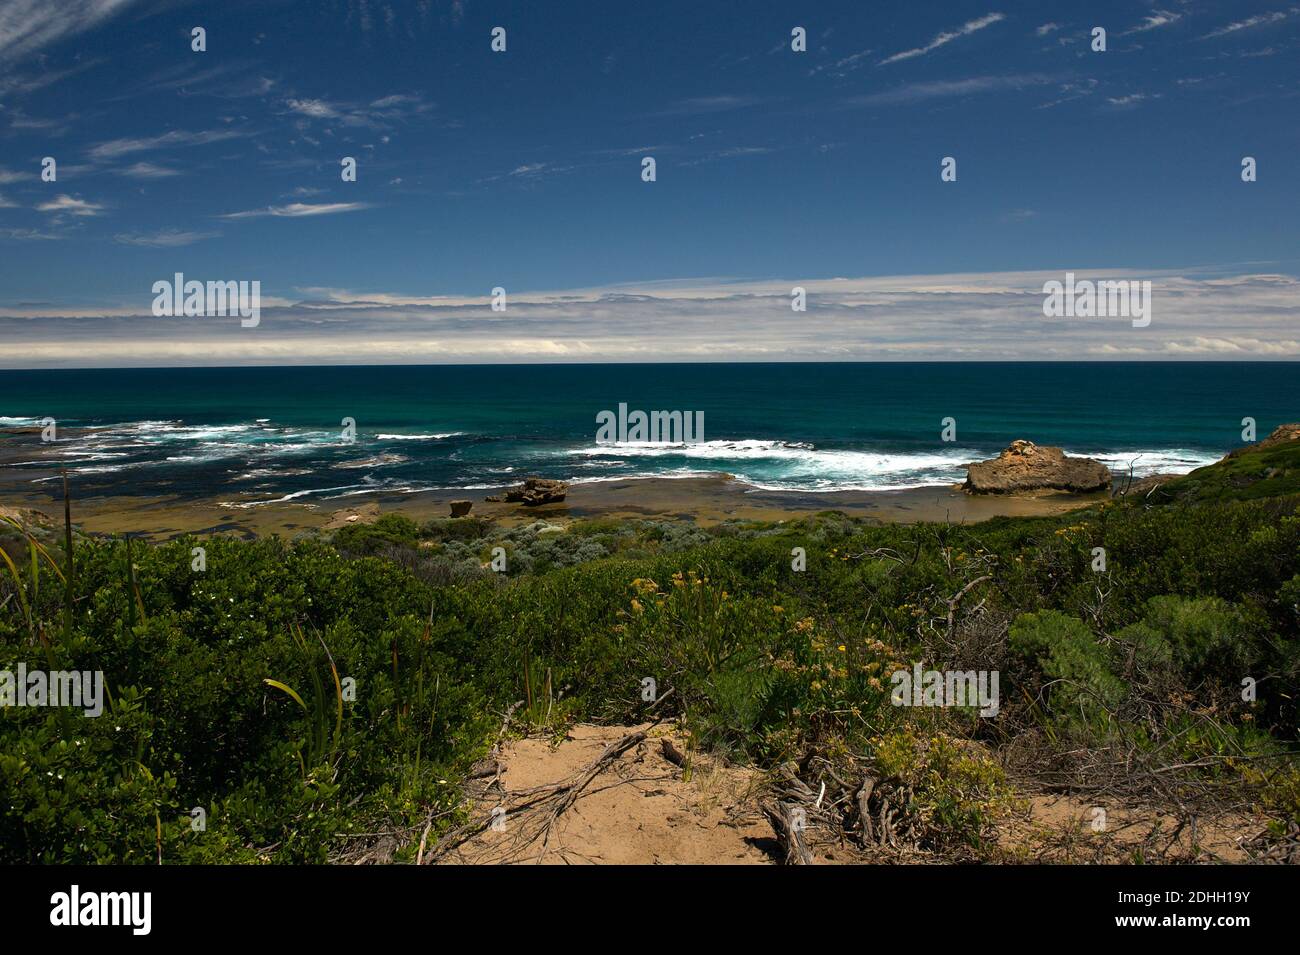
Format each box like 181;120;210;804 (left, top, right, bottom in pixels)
263;679;308;712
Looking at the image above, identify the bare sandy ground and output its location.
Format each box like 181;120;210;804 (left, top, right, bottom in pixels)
438;723;780;865
433;723;1261;866
996;795;1256;864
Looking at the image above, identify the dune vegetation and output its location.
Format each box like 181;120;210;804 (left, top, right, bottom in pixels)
2;441;1299;864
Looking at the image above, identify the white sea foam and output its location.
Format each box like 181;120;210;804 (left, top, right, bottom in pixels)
1080;449;1220;474
562;439;1220;492
376;432;464;441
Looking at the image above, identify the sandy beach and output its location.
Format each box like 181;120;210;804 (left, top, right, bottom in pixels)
0;472;1101;540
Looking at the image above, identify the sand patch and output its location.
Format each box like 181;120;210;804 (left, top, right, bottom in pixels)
436;723;780;865
995;793;1258;863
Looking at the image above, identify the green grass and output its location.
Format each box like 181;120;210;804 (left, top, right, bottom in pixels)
1150;437;1300;502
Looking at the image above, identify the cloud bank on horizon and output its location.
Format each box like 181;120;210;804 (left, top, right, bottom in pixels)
2;269;1297;367
0;1;1297;366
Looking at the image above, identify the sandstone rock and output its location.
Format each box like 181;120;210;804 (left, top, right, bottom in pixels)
449;500;473;517
964;440;1111;494
323;501;381;529
493;477;568;506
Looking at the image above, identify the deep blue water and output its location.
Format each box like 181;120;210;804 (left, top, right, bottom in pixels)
0;363;1296;503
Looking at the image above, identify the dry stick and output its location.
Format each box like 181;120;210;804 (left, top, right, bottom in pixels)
496;699;523;747
644;685;676;716
416;818;432;866
857;777;876;845
428;723;659;864
536;729;649;862
946;575;992;633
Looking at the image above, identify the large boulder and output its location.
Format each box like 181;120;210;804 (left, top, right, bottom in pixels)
449;500;473;517
486;477;569;506
964;440;1111;494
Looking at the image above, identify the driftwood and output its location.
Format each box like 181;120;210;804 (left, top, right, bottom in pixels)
856;777;876;845
946;575;992;633
761;800;814;865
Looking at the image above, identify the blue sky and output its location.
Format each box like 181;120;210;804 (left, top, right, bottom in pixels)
1;0;1298;365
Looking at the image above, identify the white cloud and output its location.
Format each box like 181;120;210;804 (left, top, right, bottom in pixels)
847;74;1053;107
0;227;63;241
113;229;218;247
1201;11;1293;39
285;97;341;119
284;92;431;128
88;129;242;161
655;95;764;116
1106;93;1161;107
880;13;1006;65
36;193;103;216
1035;23;1061;37
0;0;137;62
3;270;1298;367
219;202;373;219
116;161;181;179
1124;10;1182;34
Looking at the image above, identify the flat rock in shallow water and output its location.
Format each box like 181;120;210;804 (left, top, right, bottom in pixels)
488;477;568;506
964;440;1111;495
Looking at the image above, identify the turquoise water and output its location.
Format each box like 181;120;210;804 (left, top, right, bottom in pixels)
0;363;1295;502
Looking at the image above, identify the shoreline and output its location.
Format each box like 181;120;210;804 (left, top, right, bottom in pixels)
0;474;1104;539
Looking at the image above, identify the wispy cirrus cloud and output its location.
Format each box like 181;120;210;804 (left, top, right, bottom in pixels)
0;227;63;241
284;92;432;127
846;74;1053;107
1106;92;1161;108
879;13;1006;66
87;129;243;161
808;48;874;77
113;229;218;247
219;201;372;220
116;161;182;179
654;95;765;116
1200;11;1294;39
1123;10;1182;35
0;0;137;62
1036;78;1098;109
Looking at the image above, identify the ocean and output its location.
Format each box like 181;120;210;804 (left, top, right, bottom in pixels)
1;362;1296;504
